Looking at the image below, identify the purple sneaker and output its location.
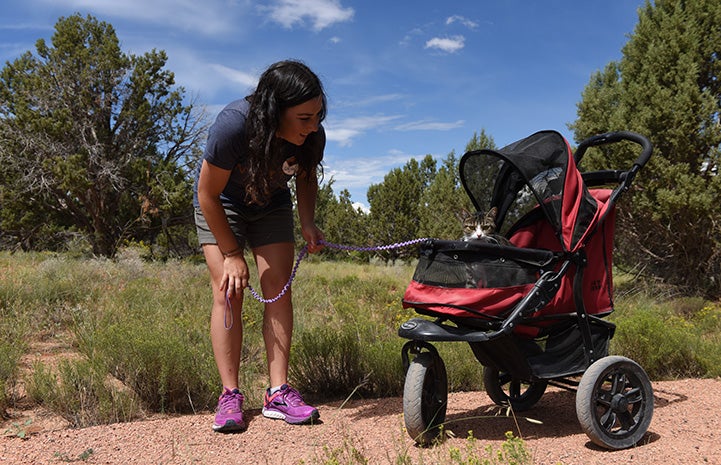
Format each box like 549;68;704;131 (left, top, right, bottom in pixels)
212;387;246;433
262;384;320;424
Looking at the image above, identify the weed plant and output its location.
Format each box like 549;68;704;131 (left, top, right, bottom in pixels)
0;318;26;412
27;358;142;427
610;295;721;379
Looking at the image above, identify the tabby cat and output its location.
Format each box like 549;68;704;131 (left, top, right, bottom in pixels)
459;207;512;245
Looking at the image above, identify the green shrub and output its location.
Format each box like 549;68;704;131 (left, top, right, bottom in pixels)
610;299;721;379
84;322;217;413
290;326;366;399
0;339;24;412
0;305;28;413
27;359;142;427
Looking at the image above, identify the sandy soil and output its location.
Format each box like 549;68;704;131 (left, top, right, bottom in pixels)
2;377;720;465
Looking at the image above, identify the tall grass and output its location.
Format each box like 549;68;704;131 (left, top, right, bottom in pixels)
0;314;26;412
609;296;721;379
1;248;720;429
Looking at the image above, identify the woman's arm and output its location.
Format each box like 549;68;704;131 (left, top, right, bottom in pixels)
197;160;249;292
295;169;324;253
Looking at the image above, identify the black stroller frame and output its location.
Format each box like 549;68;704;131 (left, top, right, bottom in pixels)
398;130;654;450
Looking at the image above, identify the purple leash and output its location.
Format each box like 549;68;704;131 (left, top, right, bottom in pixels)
223;238;429;329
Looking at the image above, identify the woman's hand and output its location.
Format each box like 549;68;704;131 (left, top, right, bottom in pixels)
220;254;250;298
302;223;325;254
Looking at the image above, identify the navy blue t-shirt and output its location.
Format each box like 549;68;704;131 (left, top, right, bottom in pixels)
192;98;325;210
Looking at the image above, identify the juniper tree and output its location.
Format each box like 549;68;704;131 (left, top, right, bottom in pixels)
571;0;721;297
0;14;206;256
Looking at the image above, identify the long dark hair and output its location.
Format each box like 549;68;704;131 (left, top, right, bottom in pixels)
243;60;327;205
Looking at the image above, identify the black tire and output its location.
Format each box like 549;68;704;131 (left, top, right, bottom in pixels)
483;366;547;412
576;356;654;450
403;351;448;445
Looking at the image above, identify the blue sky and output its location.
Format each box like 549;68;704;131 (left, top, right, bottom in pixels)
1;0;645;209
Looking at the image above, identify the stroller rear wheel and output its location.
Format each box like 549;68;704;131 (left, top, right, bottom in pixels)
576;355;654;450
483;366;547;411
403;351;448;445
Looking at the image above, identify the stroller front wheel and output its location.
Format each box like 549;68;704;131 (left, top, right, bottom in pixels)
575;355;654;450
483;366;547;411
403;350;448;446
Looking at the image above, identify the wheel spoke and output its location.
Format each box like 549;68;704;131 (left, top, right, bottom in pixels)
498;372;513;387
509;380;521;398
617;409;637;432
625;387;643;404
600;408;617;430
610;373;627;395
596;389;613;406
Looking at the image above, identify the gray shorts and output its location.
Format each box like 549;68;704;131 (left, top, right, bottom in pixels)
194;202;294;250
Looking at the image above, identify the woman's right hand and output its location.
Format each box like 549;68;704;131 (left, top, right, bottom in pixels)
221;255;249;298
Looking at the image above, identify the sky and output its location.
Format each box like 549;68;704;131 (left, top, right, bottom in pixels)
0;0;646;209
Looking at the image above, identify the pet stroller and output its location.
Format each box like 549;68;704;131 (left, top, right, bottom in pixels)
398;130;654;450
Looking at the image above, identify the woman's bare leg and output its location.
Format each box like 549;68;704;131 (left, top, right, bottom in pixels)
203;244;244;390
252;242;295;387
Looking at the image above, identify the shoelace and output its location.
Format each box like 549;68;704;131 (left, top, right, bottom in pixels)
219;390;244;413
280;386;304;406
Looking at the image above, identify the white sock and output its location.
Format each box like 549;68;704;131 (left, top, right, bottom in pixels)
269;385;283;395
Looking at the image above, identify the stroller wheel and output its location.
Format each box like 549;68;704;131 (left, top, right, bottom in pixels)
576;355;654;450
403;351;448;446
483;367;547;412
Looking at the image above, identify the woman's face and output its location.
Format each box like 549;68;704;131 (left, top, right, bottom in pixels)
276;96;323;146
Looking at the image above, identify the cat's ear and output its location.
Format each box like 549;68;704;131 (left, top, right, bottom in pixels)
485;207;498;222
456;208;471;221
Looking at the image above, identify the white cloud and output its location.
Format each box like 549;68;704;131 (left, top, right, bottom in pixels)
425;35;465;53
333;93;404;109
325;114;401;147
323;150;414;202
394;120;465;131
352;202;370;214
446;15;478;29
263;0;354;31
208;64;258;88
36;0;244;36
159;45;261;101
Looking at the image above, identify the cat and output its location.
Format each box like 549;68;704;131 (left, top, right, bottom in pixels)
459;207;512;246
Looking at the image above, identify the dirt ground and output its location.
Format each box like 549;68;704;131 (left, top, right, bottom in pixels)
2;377;720;465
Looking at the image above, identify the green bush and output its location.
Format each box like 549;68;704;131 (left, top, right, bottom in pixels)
290;326;406;400
290;327;366;399
611;299;721;379
72;270;222;413
27;359;142;427
0;304;28;413
84;321;219;413
0;339;24;412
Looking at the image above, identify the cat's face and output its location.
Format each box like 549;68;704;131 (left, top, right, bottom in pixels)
461;207;498;241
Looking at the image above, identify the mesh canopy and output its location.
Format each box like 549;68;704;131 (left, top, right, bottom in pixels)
460;131;605;252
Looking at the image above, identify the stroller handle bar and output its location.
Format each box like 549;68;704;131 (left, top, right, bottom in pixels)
574;131;653;195
574;131;653;169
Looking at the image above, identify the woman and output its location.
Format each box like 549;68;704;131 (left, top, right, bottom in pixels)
193;60;326;432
